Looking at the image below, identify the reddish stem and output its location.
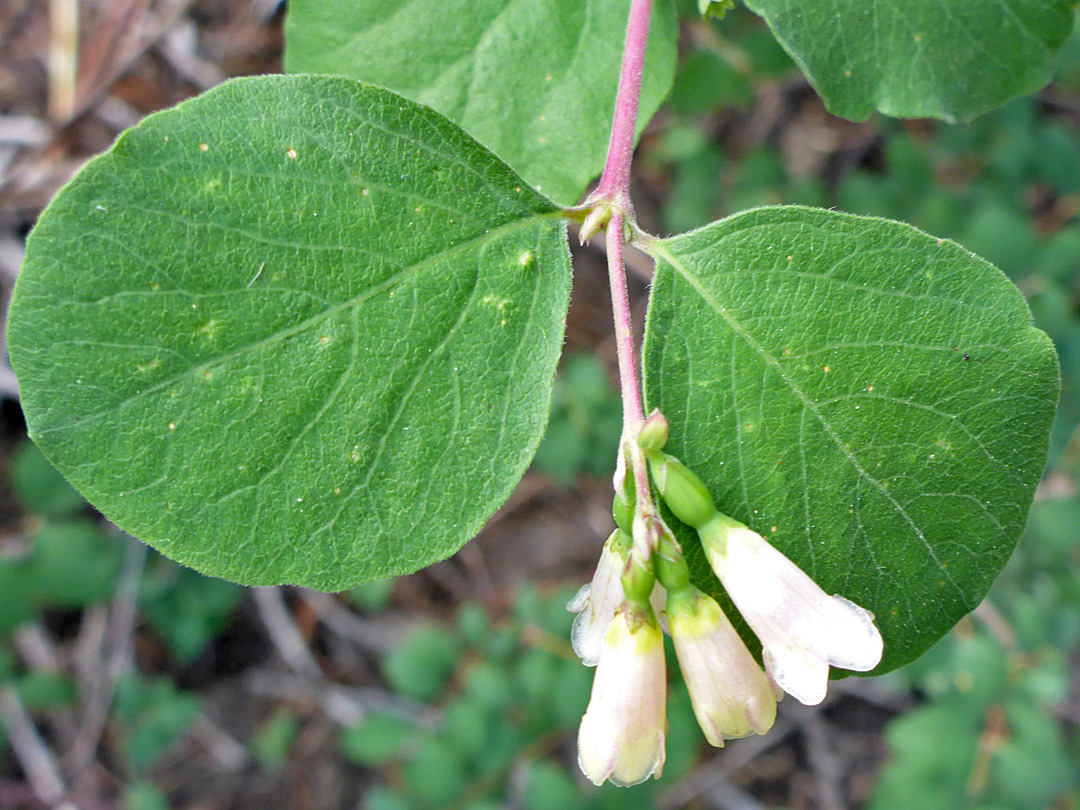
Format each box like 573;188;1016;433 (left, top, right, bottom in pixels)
599;0;662;555
593;0;655;211
606;214;644;431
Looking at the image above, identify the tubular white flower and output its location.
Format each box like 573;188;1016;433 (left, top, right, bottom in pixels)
703;522;883;706
578;604;666;787
649;579;669;634
568;533;629;666
669;588;777;746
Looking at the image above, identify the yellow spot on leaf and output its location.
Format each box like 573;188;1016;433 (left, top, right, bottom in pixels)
286;148;298;159
199;143;209;152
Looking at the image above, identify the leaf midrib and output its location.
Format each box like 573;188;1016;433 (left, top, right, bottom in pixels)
646;238;970;602
31;210;566;435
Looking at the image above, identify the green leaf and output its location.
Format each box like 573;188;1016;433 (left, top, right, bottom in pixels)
251;711;299;771
403;737;469;806
383;626;459;701
16;672;78;711
123;781;170;810
533;354;622;484
0;558;35;636
340;711;414;766
524;761;587;810
283;0;678;206
642;206;1058;673
139;560;244;663
10;440;85;520
869;698;982;810
113;675;201;773
742;0;1075;122
344;578;395;613
363;788;412;810
9;75;572;590
28;522;123;607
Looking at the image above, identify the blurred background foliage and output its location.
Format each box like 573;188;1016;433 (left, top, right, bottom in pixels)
0;1;1078;809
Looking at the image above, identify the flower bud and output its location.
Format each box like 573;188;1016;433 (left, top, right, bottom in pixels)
620;550;656;607
647;452;717;529
653;522;690;594
568;531;630;667
612;492;633;537
636;409;670;451
579;205;612;246
699;0;735;18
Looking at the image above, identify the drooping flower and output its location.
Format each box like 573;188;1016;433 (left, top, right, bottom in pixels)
569;532;669;666
668;587;778;746
700;520;883;706
568;532;630;667
578;603;666;786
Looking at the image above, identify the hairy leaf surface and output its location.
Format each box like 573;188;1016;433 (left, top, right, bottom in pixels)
642;206;1058;672
743;0;1075;121
9;76;572;589
284;0;678;205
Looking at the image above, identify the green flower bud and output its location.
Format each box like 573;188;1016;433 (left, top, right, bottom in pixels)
620;552;656;607
636;409;669;451
647;452;717;529
653;522;690;594
698;0;735;19
613;492;633;536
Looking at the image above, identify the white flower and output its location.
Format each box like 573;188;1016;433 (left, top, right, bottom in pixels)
568;533;629;666
668;588;778;746
569;532;671;667
578;604;666;786
703;522;883;706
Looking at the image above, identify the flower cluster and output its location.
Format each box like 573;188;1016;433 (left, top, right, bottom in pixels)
571;442;883;787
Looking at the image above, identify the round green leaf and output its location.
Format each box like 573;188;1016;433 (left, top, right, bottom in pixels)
283;0;678;206
743;0;1075;122
8;75;572;589
642;206;1058;673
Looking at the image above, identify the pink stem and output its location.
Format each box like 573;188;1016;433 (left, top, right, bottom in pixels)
593;0;655;210
600;0;663;556
606;213;645;431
